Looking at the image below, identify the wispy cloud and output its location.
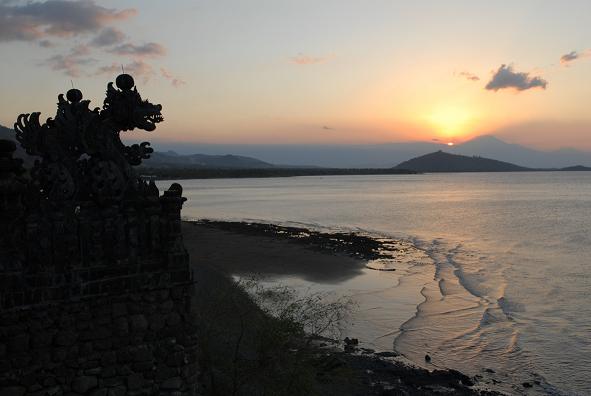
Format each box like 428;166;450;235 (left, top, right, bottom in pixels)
109;42;166;58
289;53;334;65
90;27;126;47
38;39;53;47
560;50;591;66
0;0;136;42
42;44;94;77
485;64;547;92
160;67;186;87
455;71;480;81
96;60;155;83
1;1;175;85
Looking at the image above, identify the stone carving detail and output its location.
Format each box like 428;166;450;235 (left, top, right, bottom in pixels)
0;74;191;307
14;74;162;204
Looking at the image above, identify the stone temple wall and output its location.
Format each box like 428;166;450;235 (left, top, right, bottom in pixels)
0;139;199;396
0;76;200;395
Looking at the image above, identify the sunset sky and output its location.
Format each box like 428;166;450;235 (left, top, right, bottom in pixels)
1;0;590;149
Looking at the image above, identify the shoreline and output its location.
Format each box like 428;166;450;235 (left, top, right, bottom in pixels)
184;219;504;395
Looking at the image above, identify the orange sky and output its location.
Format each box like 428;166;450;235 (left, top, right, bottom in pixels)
1;1;590;150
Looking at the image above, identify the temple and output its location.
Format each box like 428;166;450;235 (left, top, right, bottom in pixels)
0;75;199;395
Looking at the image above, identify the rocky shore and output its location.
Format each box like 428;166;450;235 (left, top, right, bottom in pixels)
184;220;503;395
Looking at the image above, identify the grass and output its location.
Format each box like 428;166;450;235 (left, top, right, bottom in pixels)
192;269;354;396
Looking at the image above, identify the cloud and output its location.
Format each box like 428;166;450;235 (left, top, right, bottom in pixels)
109;42;166;57
160;68;186;87
289;53;334;65
90;27;125;47
96;60;155;83
0;0;136;42
43;44;95;77
485;64;547;92
38;39;53;47
560;50;590;66
455;71;480;81
561;51;579;64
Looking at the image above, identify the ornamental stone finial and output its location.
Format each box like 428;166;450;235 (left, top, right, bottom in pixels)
14;74;163;204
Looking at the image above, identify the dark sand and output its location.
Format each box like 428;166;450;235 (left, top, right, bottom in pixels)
183;220;503;395
182;220;370;283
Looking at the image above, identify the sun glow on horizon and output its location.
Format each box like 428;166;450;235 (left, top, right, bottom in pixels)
425;105;475;141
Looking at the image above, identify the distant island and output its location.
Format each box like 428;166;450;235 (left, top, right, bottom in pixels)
394;151;529;172
394;151;591;173
560;165;591;171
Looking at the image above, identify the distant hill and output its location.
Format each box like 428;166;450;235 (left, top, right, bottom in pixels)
3;122;591;173
141;135;591;169
0;124;35;166
0;124;14;140
394;151;529;172
143;151;275;169
450;135;591;169
560;165;591;171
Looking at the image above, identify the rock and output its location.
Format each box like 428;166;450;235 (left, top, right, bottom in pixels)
0;386;26;396
90;389;109;396
114;317;129;336
107;386;127;396
71;375;98;393
424;354;431;362
149;314;166;332
375;351;399;358
100;351;117;366
112;303;128;317
344;337;359;346
130;345;153;362
31;332;53;348
127;372;145;390
160;376;182;390
522;381;533;388
8;334;29;353
166;312;181;327
130;314;148;333
54;330;77;346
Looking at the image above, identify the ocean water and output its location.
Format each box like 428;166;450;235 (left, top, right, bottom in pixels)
160;172;591;395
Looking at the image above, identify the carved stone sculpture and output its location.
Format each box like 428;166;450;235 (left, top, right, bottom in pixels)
14;74;162;204
1;74;190;305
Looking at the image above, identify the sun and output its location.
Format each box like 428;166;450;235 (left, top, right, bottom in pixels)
426;105;473;140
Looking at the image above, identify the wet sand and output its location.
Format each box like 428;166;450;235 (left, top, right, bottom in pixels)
182;220;378;283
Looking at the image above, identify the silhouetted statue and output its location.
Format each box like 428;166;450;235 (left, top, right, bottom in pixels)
14;74;162;203
0;74;190;304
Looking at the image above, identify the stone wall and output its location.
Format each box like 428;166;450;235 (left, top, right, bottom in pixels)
1;75;201;395
0;283;198;396
0;137;200;394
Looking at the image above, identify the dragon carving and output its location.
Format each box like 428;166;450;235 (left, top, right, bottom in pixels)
14;74;162;204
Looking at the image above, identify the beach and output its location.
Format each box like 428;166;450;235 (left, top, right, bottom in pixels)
183;220;503;395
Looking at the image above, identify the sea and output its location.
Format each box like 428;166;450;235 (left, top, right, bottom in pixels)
159;172;591;395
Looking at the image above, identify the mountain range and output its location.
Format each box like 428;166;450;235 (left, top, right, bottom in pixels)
146;151;274;169
2;123;591;169
142;135;591;168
